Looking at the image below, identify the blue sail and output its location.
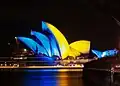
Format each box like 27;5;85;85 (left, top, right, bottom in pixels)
17;37;48;56
92;50;102;58
102;49;118;57
31;31;51;57
92;49;118;58
41;21;61;58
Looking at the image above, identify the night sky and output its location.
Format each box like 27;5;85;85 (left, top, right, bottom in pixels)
0;0;120;56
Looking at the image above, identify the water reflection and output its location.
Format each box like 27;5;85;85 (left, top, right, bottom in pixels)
58;71;84;86
58;72;68;86
23;69;84;86
24;69;58;86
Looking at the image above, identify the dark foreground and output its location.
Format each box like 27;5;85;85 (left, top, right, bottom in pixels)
83;56;120;86
0;69;86;86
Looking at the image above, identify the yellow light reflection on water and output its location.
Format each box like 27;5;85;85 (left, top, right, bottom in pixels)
56;69;83;86
57;71;69;86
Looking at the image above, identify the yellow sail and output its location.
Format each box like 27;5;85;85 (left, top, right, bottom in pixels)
68;47;81;58
45;22;70;59
69;40;90;54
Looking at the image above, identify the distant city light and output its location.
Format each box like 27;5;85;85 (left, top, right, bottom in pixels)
24;49;27;52
15;37;17;39
8;43;10;45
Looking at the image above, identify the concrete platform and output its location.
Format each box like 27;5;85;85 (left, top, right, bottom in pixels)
0;66;83;69
0;66;83;72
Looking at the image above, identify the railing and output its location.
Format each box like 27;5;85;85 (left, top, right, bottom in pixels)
0;57;95;68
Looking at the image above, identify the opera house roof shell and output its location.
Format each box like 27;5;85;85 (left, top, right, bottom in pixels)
17;21;90;59
17;21;118;59
92;49;118;58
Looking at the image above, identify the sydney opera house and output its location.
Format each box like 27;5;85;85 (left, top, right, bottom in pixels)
16;21;118;66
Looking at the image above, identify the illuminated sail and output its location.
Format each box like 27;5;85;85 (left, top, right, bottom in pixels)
102;49;118;57
17;37;48;56
42;21;70;59
69;40;90;54
92;49;118;58
68;47;81;58
92;50;102;58
31;31;51;57
42;21;61;58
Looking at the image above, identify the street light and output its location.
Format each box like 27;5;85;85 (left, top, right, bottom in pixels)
24;49;27;52
15;37;19;51
15;37;17;39
15;37;18;44
8;42;10;45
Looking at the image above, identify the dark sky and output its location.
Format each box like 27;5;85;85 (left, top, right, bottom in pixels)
0;0;120;56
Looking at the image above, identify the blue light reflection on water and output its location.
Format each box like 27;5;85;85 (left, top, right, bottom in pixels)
0;69;84;86
23;69;58;86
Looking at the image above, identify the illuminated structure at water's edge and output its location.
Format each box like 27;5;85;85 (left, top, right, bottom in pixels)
10;21;118;66
17;21;91;58
15;21;90;66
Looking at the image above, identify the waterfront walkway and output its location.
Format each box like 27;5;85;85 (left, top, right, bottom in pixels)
0;66;83;72
0;66;83;69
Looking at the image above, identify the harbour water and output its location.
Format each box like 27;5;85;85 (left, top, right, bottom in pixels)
0;69;86;86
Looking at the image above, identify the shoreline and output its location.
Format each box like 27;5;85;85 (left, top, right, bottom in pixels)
0;66;83;71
